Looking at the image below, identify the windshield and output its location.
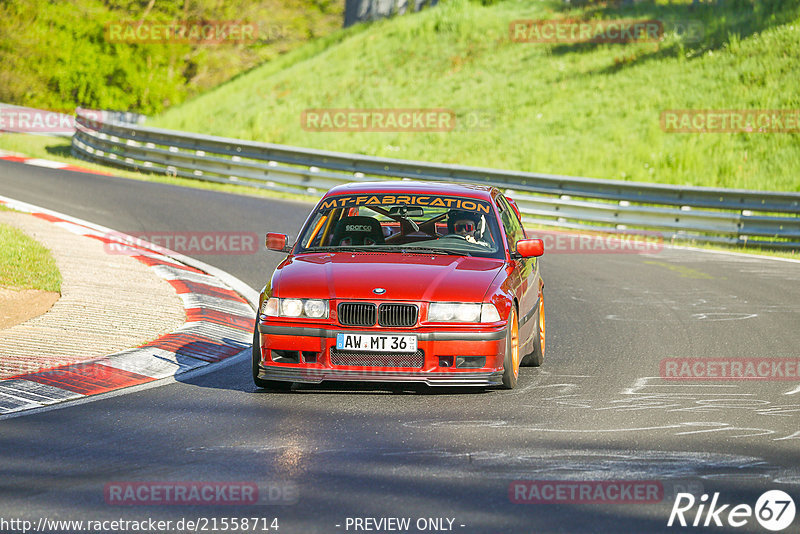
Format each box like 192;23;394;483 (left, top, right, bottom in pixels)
295;193;505;259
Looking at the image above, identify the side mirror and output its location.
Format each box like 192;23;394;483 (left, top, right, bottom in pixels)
516;239;544;258
266;233;291;252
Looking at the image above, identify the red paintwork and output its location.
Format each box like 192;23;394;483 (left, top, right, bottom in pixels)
274;253;505;302
256;181;544;386
319;180;496;199
263;334;506;373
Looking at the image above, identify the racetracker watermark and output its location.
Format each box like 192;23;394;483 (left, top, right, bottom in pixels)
104;20;260;44
510;19;663;43
661;358;800;381
662;19;705;43
301;108;457;132
104;481;298;505
661;110;800;133
0;107;101;135
27;361;114;380
103;231;259;255
526;229;664;254
510;480;664;504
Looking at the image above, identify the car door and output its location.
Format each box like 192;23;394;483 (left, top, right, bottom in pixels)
496;193;539;351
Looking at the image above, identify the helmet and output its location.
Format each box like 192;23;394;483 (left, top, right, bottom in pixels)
447;210;481;235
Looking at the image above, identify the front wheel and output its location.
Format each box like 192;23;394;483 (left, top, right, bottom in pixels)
501;308;520;389
252;323;292;391
521;289;545;367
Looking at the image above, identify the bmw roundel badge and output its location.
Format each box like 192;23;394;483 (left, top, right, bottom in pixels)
373;288;387;295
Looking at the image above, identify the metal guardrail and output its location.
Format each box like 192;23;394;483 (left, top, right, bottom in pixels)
71;112;800;250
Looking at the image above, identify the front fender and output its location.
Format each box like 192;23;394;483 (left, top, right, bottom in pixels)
482;266;515;322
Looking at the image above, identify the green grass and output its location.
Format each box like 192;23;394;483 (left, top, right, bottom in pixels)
151;0;800;192
0;0;342;114
0;222;62;292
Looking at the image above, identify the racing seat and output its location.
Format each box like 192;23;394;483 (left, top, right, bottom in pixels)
331;216;385;246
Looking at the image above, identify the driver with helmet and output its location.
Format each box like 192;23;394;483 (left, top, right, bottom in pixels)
446;209;489;246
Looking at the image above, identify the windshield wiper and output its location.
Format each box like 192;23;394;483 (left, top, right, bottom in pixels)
399;247;470;257
304;245;469;256
306;246;394;253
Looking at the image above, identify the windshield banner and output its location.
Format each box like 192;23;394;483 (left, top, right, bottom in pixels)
319;195;491;214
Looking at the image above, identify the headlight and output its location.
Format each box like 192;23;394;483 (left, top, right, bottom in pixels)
304;299;327;318
428;303;459;321
428;302;500;323
282;298;303;317
454;304;481;322
262;297;329;319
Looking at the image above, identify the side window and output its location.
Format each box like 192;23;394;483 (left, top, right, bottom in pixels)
497;196;525;254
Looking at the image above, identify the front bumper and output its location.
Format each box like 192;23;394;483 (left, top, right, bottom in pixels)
256;322;507;387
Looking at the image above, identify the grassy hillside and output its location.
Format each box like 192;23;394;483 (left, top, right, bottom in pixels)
153;0;800;191
0;0;342;114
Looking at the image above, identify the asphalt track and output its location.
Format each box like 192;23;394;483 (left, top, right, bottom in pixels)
1;159;799;533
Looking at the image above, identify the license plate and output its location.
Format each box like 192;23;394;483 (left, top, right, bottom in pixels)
336;333;417;353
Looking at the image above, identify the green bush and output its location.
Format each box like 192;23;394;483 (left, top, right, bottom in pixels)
0;0;343;114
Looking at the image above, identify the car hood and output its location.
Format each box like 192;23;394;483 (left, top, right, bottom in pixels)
273;252;505;303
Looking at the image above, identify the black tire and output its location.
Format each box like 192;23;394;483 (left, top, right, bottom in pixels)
501;308;520;389
252;323;292;391
521;292;545;367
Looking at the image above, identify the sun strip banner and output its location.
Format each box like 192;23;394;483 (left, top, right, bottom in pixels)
318;195;492;214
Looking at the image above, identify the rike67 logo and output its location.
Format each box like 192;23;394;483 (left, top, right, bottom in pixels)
668;490;796;531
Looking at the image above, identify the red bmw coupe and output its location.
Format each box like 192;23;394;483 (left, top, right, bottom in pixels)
253;181;545;389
